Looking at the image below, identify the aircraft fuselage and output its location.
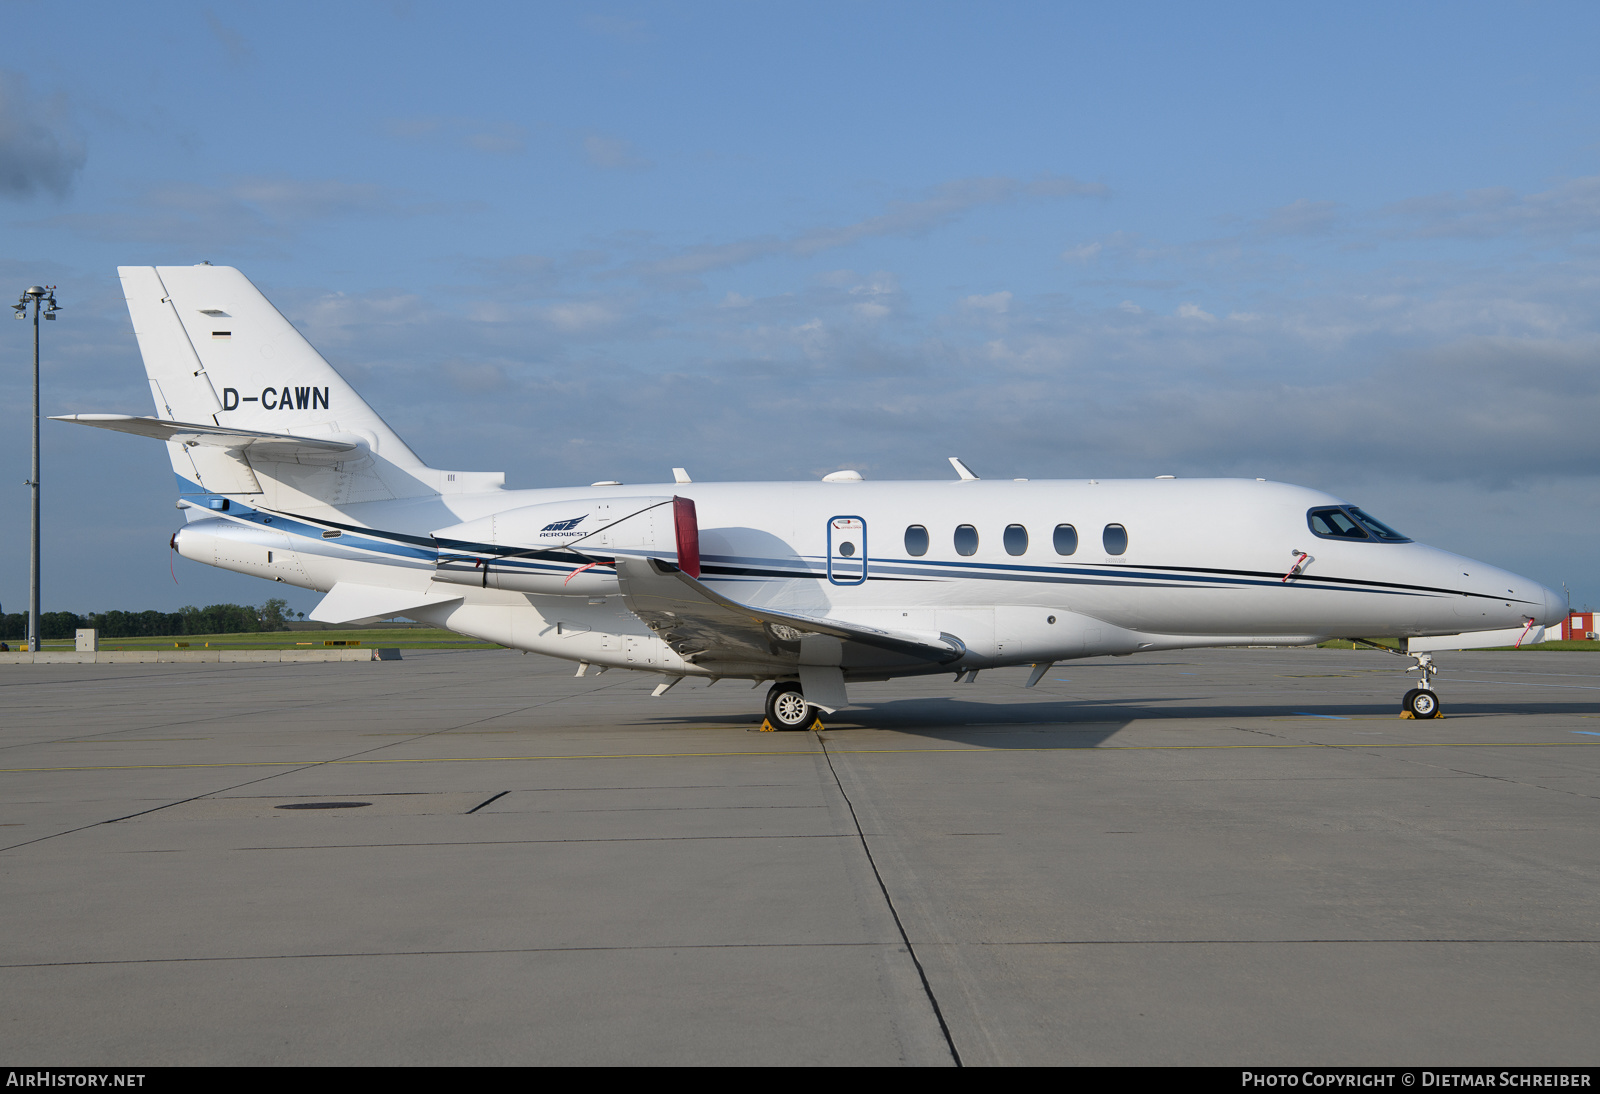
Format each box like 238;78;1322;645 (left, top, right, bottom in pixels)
173;475;1562;680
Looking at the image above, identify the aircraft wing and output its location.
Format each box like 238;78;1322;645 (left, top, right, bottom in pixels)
52;414;359;460
1407;624;1547;652
309;582;464;625
613;555;965;675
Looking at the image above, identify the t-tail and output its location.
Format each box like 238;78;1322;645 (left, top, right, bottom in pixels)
54;265;502;513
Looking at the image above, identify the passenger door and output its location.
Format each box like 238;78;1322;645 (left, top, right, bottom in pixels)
826;516;867;586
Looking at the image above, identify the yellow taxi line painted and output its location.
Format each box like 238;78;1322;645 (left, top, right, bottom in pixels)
0;739;1590;773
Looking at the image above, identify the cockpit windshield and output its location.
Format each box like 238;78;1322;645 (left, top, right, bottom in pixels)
1307;506;1411;543
1346;507;1410;542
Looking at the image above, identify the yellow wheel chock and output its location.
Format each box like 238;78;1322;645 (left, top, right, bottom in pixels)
757;716;826;732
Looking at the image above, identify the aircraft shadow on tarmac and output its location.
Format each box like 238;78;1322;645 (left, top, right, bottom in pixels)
634;694;1600;749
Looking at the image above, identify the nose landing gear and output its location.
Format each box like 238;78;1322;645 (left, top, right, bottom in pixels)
1354;640;1443;719
1399;651;1442;719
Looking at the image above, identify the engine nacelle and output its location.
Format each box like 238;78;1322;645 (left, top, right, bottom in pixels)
432;494;699;596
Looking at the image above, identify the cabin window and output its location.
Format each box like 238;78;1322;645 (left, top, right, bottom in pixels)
954;524;979;556
1053;524;1078;555
904;525;929;556
1103;523;1128;555
1003;524;1028;556
322;529;342;539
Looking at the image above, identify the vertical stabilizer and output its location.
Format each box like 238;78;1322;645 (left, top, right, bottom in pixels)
119;265;502;510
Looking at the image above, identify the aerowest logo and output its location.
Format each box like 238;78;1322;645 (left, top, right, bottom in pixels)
222;386;330;411
539;516;587;537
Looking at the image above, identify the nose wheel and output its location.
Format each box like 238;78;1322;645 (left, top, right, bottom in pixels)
1402;687;1440;719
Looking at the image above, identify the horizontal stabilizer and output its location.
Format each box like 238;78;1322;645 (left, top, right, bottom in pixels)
310;582;463;625
1407;625;1546;653
52;414;359;459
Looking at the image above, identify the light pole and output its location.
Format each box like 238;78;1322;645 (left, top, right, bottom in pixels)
13;286;60;653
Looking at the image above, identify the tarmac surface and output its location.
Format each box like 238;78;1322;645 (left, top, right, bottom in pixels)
1;647;1597;1066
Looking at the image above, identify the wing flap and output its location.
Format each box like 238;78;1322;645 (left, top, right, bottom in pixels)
613;556;965;673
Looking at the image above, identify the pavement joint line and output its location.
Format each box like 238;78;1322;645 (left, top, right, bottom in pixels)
817;731;963;1067
7;936;1593;973
0;941;919;970
961;937;1600;945
2;739;1594;774
236;834;855;849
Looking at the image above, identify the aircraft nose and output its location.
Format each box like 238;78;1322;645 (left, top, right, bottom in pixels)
1540;583;1567;627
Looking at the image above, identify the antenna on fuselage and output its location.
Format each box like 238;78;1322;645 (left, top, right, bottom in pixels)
948;457;979;481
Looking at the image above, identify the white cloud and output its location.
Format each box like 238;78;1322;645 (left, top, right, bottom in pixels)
583;134;652;170
1255;199;1341;237
203;10;254;65
544;300;619;332
629;174;1105;284
850;273;898;297
961;291;1012;313
0;71;85;200
1384;176;1600;240
1176;302;1215;321
39;175;432;246
384;115;527;155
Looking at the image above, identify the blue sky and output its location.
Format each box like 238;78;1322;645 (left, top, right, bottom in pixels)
4;1;1600;615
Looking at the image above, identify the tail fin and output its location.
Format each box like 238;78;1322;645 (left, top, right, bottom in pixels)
117;265;501;510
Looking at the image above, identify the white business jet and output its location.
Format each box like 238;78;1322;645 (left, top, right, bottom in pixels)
56;266;1565;727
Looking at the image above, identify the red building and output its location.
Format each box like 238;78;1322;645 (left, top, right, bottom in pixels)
1559;612;1597;641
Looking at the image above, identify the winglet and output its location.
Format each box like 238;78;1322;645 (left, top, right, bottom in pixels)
949;457;979;481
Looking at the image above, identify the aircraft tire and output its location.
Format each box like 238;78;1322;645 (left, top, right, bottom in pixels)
765;682;814;730
1402;688;1440;719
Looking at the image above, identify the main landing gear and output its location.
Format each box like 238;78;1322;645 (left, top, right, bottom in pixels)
763;682;819;731
1354;641;1443;719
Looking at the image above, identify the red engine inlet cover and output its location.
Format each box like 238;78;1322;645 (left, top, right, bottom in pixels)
673;495;701;578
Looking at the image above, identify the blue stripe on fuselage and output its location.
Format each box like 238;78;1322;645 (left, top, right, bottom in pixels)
172;487;1517;604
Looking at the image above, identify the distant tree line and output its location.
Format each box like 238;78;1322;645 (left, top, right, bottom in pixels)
1;598;294;641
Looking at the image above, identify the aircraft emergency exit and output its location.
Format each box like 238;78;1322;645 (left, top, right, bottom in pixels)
56;265;1566;727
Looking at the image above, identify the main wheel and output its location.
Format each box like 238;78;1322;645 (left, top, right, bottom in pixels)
1402;688;1440;719
765;682;814;730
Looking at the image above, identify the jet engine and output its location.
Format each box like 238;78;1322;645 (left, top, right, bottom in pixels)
431;494;699;596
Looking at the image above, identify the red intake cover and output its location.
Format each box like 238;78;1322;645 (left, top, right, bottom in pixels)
673;495;701;578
